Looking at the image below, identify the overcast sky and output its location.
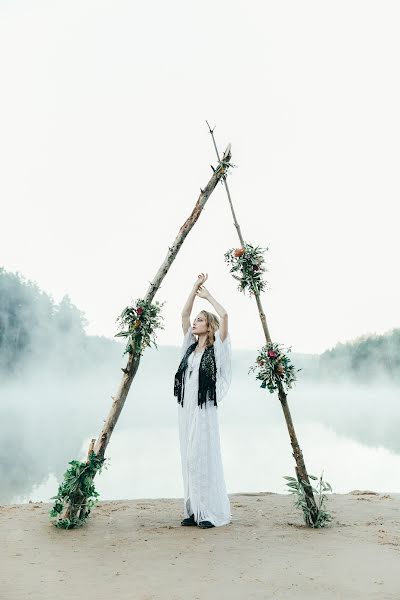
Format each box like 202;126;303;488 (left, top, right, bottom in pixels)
0;0;399;354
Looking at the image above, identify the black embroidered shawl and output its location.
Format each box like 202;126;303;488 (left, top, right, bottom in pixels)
174;341;217;409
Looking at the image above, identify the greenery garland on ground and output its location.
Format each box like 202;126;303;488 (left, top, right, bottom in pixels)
224;242;268;296
49;452;108;529
115;298;164;356
249;342;301;394
284;473;333;528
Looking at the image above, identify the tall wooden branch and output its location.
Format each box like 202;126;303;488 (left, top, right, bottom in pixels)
206;121;319;525
93;148;231;460
54;145;233;526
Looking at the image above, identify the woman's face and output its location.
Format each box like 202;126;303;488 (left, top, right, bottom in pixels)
192;313;208;335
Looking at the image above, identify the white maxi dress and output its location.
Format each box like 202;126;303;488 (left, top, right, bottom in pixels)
177;328;232;527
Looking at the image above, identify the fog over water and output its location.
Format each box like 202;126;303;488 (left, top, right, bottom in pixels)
2;337;399;505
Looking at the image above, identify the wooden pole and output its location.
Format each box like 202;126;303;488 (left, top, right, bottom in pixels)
59;144;232;523
206;122;318;524
94;145;232;459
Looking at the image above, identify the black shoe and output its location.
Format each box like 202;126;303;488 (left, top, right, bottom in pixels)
198;520;215;529
181;514;197;526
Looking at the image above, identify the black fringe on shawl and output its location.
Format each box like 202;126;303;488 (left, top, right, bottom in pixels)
174;342;217;409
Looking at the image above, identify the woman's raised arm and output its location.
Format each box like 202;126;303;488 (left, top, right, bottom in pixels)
181;273;208;335
196;285;228;342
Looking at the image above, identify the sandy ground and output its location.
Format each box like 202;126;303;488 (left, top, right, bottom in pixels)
1;490;399;600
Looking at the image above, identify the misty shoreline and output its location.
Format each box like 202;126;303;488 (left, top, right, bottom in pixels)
1;268;399;506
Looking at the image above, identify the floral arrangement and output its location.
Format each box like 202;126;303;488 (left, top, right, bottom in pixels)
224;242;268;296
283;472;333;528
49;452;108;529
249;342;301;394
115;298;164;356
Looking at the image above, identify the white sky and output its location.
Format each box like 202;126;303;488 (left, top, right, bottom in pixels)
0;0;399;354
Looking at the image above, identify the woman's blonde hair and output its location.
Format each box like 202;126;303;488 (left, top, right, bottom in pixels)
199;310;220;347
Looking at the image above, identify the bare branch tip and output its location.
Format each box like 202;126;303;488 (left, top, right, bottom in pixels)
205;119;215;133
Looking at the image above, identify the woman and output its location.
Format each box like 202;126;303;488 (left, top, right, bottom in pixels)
174;273;232;529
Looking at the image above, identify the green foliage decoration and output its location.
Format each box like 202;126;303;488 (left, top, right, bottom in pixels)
249;342;301;394
215;157;236;182
115;298;165;356
49;452;108;529
283;472;333;528
224;242;268;296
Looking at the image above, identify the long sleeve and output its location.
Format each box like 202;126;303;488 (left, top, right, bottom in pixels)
213;330;232;403
181;327;196;359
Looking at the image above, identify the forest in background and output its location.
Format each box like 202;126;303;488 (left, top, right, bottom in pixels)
0;267;117;378
1;267;399;383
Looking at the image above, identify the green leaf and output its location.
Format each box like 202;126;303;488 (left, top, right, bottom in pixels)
301;479;312;488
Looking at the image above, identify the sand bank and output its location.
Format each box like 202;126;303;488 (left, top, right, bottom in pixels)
1;490;399;599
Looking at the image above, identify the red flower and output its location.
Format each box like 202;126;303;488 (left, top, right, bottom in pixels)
234;248;245;257
136;307;143;316
267;351;277;359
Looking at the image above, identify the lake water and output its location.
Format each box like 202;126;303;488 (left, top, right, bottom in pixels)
9;346;400;504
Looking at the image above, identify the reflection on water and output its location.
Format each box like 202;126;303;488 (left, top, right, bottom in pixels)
20;419;400;505
18;393;400;503
3;344;400;504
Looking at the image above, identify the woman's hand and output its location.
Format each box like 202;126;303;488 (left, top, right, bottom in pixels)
182;274;208;334
197;289;228;340
196;285;211;300
193;273;208;290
